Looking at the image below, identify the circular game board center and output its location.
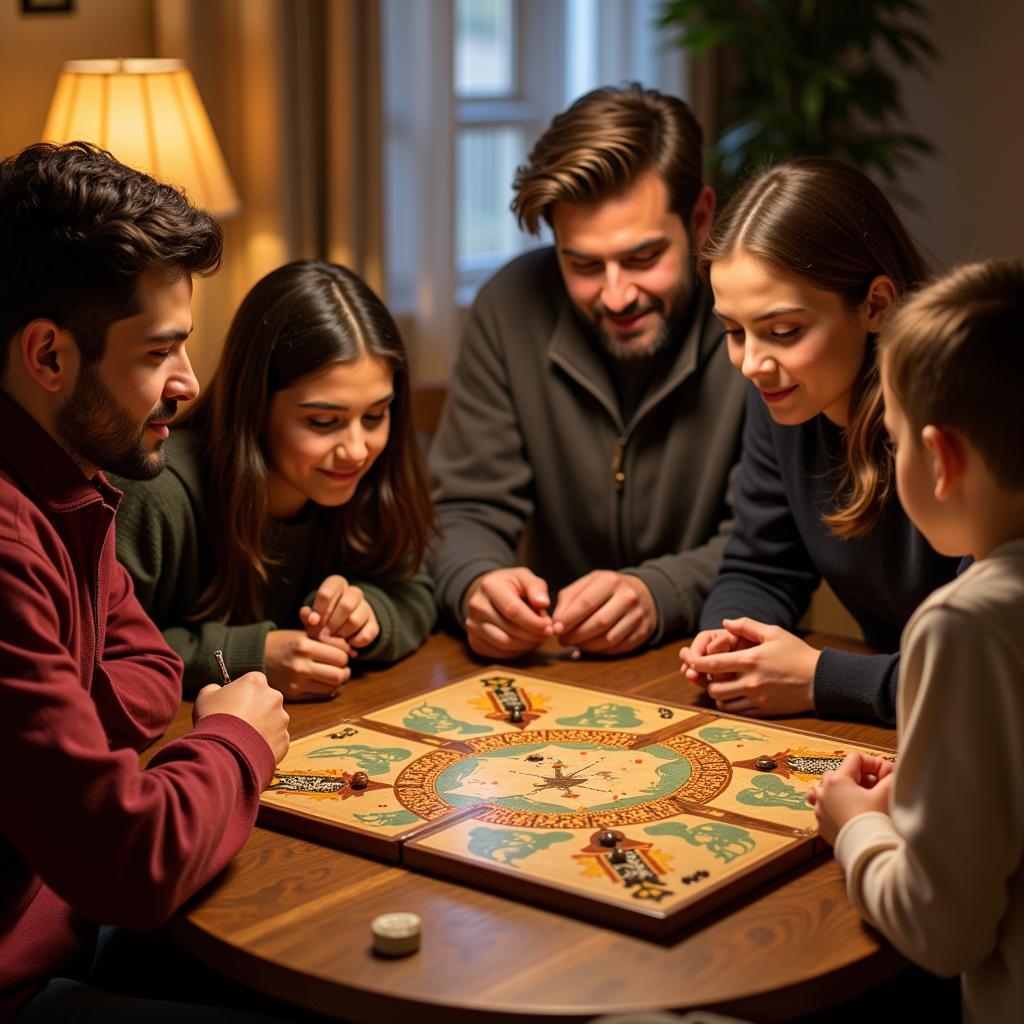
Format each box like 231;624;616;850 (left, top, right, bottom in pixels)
392;729;732;830
392;730;733;829
435;739;691;815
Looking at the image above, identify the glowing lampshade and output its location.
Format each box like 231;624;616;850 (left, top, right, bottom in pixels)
42;58;240;219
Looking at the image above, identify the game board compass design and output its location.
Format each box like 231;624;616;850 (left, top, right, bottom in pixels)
514;759;611;801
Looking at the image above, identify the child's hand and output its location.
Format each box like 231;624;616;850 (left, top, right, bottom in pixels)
846;752;895;789
807;751;894;846
301;575;381;649
680;618;819;716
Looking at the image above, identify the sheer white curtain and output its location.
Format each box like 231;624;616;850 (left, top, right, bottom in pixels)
382;0;457;385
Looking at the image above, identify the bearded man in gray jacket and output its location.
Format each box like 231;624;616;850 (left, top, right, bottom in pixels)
429;84;745;660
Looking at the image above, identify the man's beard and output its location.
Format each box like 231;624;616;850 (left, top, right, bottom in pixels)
596;305;671;362
55;360;175;480
594;265;696;363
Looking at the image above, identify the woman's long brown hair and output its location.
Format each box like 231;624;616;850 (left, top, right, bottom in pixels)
184;260;435;622
699;157;929;537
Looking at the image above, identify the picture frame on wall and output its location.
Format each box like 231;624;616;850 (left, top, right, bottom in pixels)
21;0;74;14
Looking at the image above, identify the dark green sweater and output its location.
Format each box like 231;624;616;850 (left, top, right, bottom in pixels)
112;431;436;694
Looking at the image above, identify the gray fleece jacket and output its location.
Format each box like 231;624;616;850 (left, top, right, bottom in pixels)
429;247;745;642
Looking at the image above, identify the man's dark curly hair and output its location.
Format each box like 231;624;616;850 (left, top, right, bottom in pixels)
0;141;222;381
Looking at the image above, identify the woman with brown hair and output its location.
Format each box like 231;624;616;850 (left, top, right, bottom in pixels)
679;157;962;725
115;260;436;700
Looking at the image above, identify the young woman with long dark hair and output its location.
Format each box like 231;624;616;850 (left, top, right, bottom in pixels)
680;157;962;725
116;260;436;700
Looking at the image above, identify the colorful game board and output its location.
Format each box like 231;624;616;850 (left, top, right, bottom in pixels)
259;669;894;937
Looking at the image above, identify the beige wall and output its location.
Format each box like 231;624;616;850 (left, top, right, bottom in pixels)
897;0;1024;269
0;1;154;157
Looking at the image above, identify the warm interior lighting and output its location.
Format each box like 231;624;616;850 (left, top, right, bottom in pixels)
42;58;240;219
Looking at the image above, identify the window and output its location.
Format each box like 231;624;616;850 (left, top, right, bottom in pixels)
383;0;687;378
452;0;557;299
455;0;529;291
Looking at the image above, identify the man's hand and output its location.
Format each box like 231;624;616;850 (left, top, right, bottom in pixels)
680;617;819;716
551;571;656;655
264;629;353;701
807;751;894;845
464;567;552;658
193;671;290;763
301;574;380;649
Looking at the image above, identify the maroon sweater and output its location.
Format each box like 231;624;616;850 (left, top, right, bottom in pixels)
0;393;276;1020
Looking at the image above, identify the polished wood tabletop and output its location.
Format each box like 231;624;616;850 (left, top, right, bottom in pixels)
157;631;903;1023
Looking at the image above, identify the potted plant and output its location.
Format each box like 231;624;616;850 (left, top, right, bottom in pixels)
660;0;938;198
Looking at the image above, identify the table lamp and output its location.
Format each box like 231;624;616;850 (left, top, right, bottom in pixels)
42;57;240;219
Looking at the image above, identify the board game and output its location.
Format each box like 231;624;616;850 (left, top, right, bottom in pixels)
259;668;894;938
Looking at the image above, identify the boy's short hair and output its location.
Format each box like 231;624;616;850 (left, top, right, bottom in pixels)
0;141;222;382
511;83;704;235
881;258;1024;490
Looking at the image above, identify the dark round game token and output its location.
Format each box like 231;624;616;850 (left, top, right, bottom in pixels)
350;771;369;790
597;830;620;847
754;757;777;771
610;847;628;864
526;754;543;762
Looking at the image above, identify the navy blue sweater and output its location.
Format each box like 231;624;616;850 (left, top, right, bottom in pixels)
700;385;962;725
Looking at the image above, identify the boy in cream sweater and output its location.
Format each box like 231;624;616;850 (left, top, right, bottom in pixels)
809;258;1024;1023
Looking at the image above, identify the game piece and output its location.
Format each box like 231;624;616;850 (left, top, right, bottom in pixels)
371;912;421;957
213;649;230;686
260;667;896;939
658;707;674;719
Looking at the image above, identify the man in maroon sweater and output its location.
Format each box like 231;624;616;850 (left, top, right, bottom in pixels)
0;143;291;1021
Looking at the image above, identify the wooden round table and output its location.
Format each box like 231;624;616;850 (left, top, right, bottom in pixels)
162;632;903;1022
